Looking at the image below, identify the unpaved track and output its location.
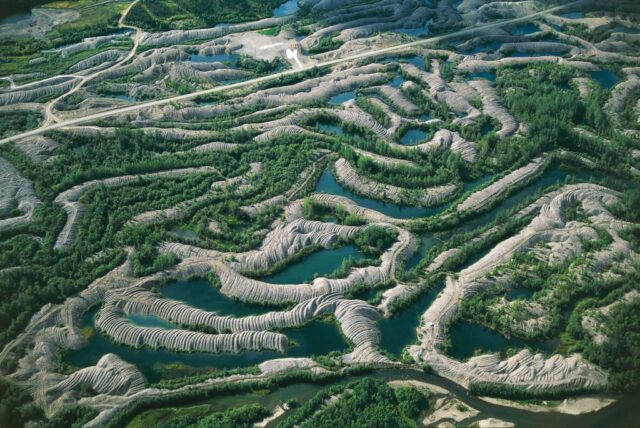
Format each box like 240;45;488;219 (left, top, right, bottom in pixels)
286;153;329;201
42;0;143;126
0;0;583;145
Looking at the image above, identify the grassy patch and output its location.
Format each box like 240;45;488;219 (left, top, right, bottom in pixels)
0;110;42;138
125;0;287;30
258;26;279;36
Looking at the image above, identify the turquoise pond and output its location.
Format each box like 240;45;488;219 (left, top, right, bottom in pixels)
449;321;557;360
404;55;426;70
315;170;448;219
389;75;405;88
559;11;583;19
329;91;356;105
507;288;534;301
467;71;496;82
127;313;176;329
400;128;430;145
480;123;494;136
443;163;596;237
396;26;430;37
403;233;441;271
189;53;238;64
66;297;347;382
318;122;345;136
315;169;495;220
378;281;445;356
259;245;367;284
589;70;622;89
272;0;299;17
160;280;271;316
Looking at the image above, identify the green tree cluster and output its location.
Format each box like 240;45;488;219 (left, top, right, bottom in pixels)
280;378;429;428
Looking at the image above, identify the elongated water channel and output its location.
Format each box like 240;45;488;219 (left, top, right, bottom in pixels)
260;245;367;284
65;280;349;383
125;367;640;428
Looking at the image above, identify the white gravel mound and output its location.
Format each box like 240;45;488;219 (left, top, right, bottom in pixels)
0;157;40;232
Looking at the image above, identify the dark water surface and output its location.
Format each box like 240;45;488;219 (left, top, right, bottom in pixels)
260;245;366;284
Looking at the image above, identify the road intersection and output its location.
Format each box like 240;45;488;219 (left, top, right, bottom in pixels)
0;0;581;145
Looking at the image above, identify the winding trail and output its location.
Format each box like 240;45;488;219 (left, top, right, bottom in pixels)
286;153;329;201
41;0;143;126
0;0;583;145
2;74;83;91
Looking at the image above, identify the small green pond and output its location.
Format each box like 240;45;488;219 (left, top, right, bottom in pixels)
161;280;272;316
403;233;441;271
315;170;447;219
507;287;534;300
378;281;445;356
447;163;596;236
400;128;430;145
318;122;345;136
329;91;356;105
260;245;367;284
127;314;176;329
448;321;558;360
